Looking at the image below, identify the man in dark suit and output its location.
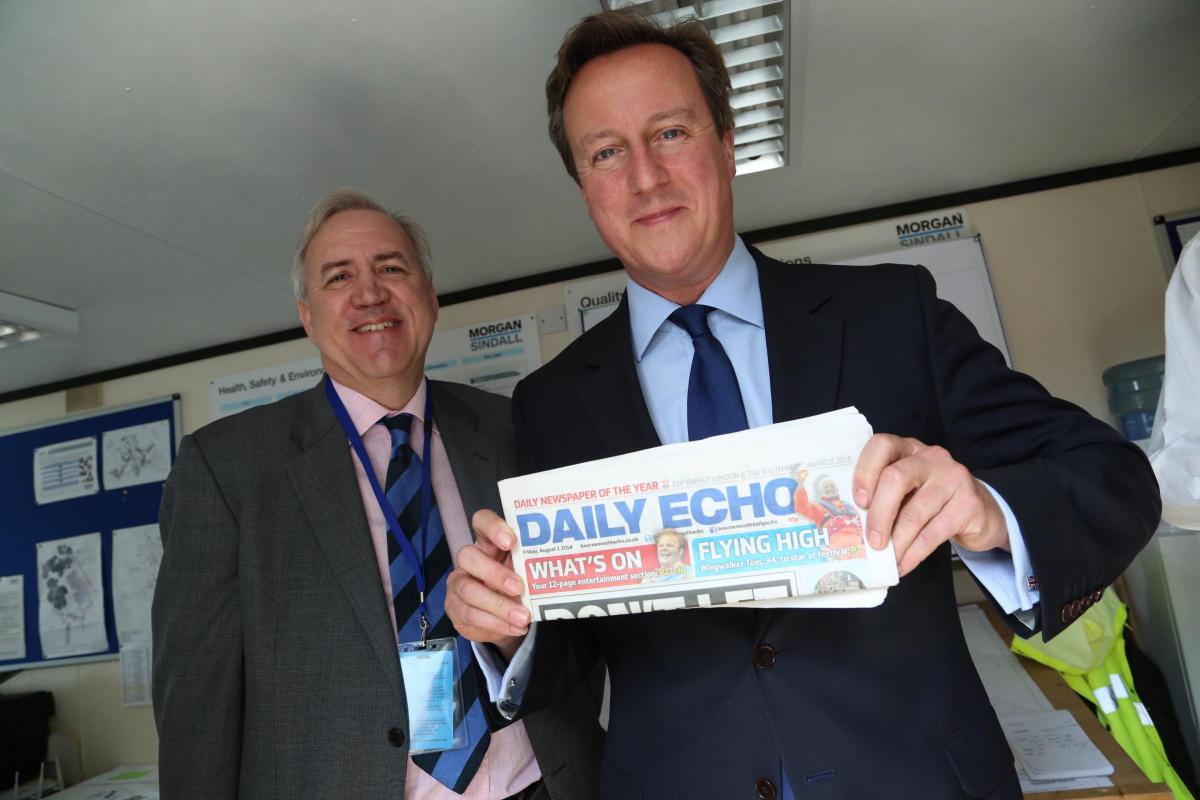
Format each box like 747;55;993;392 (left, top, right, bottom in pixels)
152;189;601;799
445;11;1160;799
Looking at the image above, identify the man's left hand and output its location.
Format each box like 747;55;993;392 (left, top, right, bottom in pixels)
852;434;1009;576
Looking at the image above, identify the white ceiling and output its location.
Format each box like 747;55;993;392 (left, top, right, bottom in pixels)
2;0;1198;396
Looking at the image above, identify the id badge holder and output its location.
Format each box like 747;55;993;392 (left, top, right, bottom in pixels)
398;637;467;754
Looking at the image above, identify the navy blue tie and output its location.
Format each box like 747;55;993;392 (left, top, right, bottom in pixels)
383;413;489;792
669;304;749;441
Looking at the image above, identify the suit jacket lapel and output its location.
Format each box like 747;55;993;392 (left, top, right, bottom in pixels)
753;250;844;641
431;381;502;528
577;298;662;455
756;249;845;423
573;263;842;448
285;385;404;698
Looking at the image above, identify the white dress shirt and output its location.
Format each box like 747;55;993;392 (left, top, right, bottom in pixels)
1149;232;1200;530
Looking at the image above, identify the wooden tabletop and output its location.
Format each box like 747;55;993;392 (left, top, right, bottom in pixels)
979;603;1173;800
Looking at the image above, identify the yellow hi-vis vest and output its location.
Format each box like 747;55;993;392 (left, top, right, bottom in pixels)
1010;593;1193;799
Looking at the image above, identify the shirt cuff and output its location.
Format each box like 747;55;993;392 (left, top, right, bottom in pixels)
953;481;1040;629
470;623;538;720
1150;437;1200;530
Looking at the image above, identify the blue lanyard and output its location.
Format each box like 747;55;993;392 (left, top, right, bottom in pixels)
324;377;435;641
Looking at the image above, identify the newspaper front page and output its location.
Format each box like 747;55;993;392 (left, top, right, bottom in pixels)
499;408;899;621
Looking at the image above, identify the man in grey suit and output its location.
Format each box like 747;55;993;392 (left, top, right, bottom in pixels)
152;189;602;799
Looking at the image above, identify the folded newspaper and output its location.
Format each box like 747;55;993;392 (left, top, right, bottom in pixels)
499;408;898;621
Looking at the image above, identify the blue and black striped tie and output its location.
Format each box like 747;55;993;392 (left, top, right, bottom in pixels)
383;413;490;793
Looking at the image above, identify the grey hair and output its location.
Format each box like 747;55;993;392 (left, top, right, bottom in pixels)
292;188;433;301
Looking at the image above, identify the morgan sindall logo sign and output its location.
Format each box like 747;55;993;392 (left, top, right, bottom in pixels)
895;211;968;247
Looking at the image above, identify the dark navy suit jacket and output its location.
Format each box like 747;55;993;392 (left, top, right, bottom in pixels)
509;249;1159;799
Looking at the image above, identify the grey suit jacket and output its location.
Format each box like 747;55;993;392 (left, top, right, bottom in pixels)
152;379;602;799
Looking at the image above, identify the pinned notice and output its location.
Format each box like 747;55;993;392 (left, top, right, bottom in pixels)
34;436;99;504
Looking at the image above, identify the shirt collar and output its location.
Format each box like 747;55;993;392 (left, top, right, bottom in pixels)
329;377;429;437
627;235;763;362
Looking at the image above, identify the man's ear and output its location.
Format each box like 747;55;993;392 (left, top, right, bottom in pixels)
427;275;439;321
298;298;313;338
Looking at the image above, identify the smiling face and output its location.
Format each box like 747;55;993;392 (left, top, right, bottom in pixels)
819;478;840;500
564;44;736;305
656;531;685;567
297;209;438;409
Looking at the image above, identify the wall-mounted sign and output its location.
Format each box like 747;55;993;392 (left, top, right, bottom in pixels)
210;357;325;422
757;208;973;265
424;313;542;397
563;272;627;340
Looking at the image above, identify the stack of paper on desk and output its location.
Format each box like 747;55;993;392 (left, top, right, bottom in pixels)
1000;710;1114;780
957;606;1115;793
499;408;898;622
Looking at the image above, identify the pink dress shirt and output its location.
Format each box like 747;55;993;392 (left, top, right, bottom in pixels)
332;378;540;800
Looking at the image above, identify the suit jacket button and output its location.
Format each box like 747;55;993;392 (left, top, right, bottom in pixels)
754;778;778;800
753;644;777;669
387;727;406;748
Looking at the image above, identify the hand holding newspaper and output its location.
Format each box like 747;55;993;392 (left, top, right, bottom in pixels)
498;408;899;622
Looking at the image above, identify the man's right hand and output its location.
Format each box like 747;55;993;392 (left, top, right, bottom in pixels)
446;509;531;661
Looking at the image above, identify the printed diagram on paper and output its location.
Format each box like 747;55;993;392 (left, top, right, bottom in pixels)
103;420;172;490
112;524;164;645
33;436;99;504
37;532;107;658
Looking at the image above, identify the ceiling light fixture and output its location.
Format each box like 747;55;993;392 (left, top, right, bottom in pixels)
0;291;79;350
601;0;790;176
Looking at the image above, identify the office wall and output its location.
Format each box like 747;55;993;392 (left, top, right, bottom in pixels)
970;164;1198;420
1;160;1197;780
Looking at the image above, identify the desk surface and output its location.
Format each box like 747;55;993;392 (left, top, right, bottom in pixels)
48;764;158;800
981;605;1172;800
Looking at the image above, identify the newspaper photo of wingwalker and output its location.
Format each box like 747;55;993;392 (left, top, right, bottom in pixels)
498;408;899;622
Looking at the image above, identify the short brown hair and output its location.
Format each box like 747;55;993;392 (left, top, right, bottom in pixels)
546;9;734;183
292;188;432;301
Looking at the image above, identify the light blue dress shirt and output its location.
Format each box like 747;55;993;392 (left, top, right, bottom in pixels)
478;236;1039;709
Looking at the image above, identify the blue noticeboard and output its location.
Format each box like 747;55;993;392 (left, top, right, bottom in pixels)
0;396;180;670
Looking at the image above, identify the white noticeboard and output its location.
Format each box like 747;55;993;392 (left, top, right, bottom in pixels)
834;236;1011;365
